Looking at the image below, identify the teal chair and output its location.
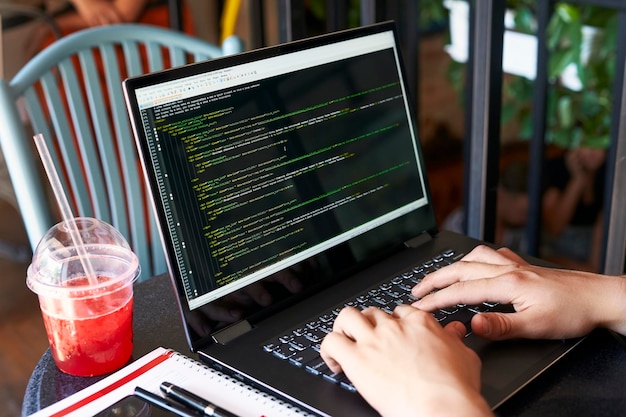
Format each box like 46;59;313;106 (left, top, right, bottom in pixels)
0;24;243;280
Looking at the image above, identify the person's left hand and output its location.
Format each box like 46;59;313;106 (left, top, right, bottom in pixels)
320;305;492;417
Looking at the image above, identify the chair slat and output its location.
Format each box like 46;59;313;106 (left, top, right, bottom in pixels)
0;82;54;247
77;48;119;225
98;43;131;240
168;46;187;68
60;55;108;221
144;42;166;72
121;40;144;77
39;70;94;218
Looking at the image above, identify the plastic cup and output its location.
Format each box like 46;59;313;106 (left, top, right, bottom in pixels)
26;217;141;377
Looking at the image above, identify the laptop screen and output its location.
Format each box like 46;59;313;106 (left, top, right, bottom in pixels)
124;22;437;347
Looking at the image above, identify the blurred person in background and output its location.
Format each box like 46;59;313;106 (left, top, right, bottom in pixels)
541;145;606;272
444;151;530;253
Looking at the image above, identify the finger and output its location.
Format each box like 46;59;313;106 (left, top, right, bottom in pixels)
470;312;521;340
319;331;351;373
332;307;374;340
413;260;517;299
391;303;421;318
471;308;568;341
443;321;467;340
460;245;515;264
413;276;514;312
494;247;528;264
361;306;393;323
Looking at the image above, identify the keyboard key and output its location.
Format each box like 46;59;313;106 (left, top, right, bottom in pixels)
272;344;298;360
340;378;357;392
322;370;345;384
305;357;329;375
289;348;320;367
288;335;311;351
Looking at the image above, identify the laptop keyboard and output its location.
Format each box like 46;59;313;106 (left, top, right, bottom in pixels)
262;249;500;393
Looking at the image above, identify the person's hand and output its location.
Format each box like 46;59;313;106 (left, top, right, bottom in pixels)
412;245;626;340
70;0;124;26
565;148;588;179
320;305;492;417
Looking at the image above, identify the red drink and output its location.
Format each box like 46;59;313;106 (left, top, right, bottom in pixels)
27;218;141;377
38;276;135;376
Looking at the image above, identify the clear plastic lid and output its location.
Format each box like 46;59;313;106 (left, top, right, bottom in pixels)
27;217;139;296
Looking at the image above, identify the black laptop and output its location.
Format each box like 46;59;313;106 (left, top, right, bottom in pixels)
123;22;580;416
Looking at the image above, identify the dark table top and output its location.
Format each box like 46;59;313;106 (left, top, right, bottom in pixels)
22;273;626;417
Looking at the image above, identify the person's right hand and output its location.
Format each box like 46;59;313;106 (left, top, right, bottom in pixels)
412;245;626;340
320;305;492;417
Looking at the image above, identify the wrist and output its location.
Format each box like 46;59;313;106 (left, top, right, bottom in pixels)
417;387;493;417
597;275;626;336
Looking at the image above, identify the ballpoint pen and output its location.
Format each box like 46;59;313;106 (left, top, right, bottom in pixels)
134;386;200;417
160;381;239;417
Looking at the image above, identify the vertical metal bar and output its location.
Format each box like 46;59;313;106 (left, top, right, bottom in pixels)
277;0;292;43
250;0;266;49
168;0;182;31
360;0;376;25
290;1;307;41
525;2;552;256
464;0;505;242
602;10;626;275
399;0;419;114
326;0;348;32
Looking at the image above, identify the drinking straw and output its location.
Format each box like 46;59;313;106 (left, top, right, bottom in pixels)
33;133;98;285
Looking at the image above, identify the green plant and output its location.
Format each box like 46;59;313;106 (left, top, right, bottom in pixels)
502;3;617;148
446;1;617;148
418;0;449;28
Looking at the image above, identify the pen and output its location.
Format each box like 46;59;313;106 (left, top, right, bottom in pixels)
160;381;238;417
134;386;199;417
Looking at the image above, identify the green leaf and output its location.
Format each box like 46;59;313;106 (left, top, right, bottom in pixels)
518;110;534;139
546;15;565;50
557;96;574;128
549;49;578;79
555;4;579;24
581;92;599;114
514;8;535;34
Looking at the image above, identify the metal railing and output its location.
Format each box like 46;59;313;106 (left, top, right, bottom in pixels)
466;0;626;274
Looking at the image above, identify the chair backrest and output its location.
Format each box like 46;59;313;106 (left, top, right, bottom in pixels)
0;23;243;280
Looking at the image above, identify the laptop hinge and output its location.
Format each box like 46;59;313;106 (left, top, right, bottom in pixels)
211;320;253;345
404;231;433;249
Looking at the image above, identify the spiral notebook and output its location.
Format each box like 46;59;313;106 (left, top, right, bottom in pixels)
30;347;312;417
